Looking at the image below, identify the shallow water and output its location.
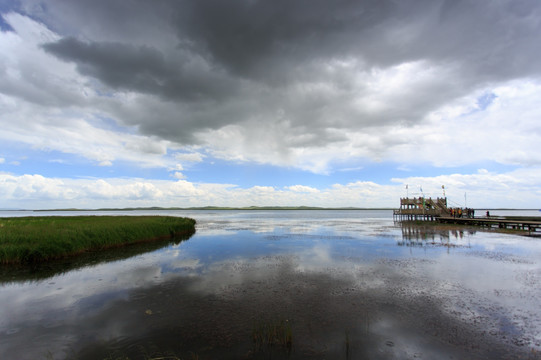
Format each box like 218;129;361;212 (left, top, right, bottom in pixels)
1;210;541;359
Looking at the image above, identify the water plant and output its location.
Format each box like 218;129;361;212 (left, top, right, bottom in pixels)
0;216;196;264
345;329;350;359
252;319;293;352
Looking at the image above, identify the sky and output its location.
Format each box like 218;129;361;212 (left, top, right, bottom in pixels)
1;0;541;209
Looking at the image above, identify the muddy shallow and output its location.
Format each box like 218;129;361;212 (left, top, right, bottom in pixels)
1;210;541;359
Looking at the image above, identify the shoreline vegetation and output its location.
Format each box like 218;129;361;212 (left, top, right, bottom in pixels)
35;206;392;211
0;216;196;264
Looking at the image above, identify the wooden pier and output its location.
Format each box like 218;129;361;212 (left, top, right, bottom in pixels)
394;197;541;235
436;216;541;235
393;197;451;221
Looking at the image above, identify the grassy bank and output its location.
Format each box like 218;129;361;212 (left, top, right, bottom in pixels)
0;216;196;264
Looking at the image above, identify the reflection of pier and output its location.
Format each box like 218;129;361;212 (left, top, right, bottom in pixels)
397;223;473;248
399;223;441;246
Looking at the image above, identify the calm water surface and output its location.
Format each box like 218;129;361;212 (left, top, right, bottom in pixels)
1;210;541;359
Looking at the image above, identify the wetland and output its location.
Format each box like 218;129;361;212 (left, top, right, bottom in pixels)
1;209;540;359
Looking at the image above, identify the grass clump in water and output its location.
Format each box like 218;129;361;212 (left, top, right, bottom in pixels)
0;216;196;264
252;319;293;352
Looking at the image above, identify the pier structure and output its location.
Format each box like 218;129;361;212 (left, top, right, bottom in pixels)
394;197;541;235
436;216;541;235
393;197;449;221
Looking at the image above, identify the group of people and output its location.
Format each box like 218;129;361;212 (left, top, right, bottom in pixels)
450;207;475;218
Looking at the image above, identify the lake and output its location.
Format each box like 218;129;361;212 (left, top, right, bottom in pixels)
1;210;541;359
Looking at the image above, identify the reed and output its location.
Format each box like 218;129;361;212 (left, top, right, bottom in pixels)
345;329;350;359
0;216;196;264
252;319;292;351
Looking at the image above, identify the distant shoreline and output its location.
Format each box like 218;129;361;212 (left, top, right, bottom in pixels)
33;206;395;211
1;207;539;212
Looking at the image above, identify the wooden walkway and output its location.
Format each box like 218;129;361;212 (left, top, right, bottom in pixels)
393;197;541;235
436;216;541;235
393;209;441;221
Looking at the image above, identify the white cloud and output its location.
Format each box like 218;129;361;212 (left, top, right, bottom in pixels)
0;158;4;164
2;167;540;209
172;171;186;180
166;180;206;198
124;137;167;155
1;174;77;201
173;152;204;163
82;179;164;200
392;167;541;208
380;79;541;168
169;164;184;172
249;186;276;193
0;14;191;171
287;185;319;193
98;160;113;167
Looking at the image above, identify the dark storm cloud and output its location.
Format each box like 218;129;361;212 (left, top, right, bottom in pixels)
171;0;541;82
172;0;389;81
12;0;541;162
42;37;235;101
38;0;541;91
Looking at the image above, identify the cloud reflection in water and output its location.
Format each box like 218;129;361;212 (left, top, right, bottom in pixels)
1;210;541;359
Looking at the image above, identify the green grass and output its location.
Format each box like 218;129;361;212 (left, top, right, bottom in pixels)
0;216;196;264
252;319;293;352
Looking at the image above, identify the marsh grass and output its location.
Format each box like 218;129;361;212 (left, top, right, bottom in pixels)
0;216;195;264
345;329;350;359
252;319;293;353
101;349;199;360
